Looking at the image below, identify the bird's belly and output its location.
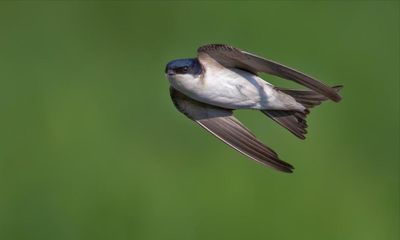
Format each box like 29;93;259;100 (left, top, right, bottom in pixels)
191;69;275;109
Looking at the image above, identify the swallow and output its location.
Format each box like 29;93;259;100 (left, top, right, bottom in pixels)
165;44;342;173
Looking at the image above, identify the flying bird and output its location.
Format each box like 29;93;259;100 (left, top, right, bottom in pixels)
165;44;342;173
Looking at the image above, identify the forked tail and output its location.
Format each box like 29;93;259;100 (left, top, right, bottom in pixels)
262;86;343;139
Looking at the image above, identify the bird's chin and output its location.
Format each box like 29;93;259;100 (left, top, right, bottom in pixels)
166;74;180;87
166;73;176;81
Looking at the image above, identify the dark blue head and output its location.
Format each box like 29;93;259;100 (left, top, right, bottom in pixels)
165;58;202;76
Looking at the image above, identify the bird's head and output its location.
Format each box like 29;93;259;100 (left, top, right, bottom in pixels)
165;58;202;84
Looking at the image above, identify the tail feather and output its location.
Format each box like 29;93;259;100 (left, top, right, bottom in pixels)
262;86;342;139
279;85;343;109
262;110;308;139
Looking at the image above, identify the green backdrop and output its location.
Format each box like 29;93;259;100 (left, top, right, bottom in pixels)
0;1;398;240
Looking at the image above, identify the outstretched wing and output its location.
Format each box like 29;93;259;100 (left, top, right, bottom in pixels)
197;44;341;102
170;87;294;173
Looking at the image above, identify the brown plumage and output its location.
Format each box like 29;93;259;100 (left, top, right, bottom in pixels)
170;87;294;173
198;44;342;102
263;86;343;139
168;44;343;173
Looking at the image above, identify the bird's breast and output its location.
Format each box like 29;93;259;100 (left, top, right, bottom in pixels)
186;68;272;109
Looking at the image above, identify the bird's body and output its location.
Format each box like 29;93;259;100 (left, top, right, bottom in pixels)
168;63;304;111
165;44;342;173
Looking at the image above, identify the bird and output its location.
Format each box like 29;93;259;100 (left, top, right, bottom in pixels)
165;44;342;173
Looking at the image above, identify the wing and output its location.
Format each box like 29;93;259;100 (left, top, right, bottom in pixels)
197;44;341;102
170;87;294;173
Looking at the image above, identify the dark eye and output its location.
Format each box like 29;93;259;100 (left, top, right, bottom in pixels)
180;66;189;73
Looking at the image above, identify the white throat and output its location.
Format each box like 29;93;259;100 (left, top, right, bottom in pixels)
167;73;202;96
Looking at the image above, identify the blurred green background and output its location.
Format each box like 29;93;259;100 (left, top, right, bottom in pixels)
0;1;398;240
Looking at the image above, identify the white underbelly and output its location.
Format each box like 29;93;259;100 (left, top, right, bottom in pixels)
170;67;304;111
193;68;279;109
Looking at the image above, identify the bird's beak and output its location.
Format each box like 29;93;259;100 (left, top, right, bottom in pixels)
166;69;175;76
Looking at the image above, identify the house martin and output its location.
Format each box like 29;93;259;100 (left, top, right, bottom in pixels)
165;44;342;173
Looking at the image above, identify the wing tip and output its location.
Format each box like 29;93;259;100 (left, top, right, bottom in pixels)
331;85;344;102
332;95;342;102
267;158;295;173
276;164;295;173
